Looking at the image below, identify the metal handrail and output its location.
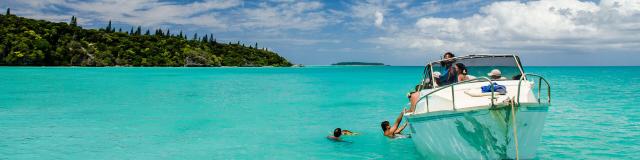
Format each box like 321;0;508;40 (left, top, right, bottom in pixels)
411;72;550;115
517;73;551;104
417;77;496;113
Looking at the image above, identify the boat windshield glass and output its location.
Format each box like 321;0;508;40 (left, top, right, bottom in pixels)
429;55;523;86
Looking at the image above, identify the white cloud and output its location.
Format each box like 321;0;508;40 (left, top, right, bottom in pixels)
253;38;341;45
368;0;640;55
6;0;337;32
400;0;487;18
346;0;392;29
8;0;241;29
346;0;489;31
239;1;334;31
374;11;384;27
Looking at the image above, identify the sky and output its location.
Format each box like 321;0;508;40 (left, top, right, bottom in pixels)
2;0;640;66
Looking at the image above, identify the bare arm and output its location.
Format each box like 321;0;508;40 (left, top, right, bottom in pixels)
390;110;404;133
395;123;408;134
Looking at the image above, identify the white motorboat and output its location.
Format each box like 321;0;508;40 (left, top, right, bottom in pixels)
405;54;551;159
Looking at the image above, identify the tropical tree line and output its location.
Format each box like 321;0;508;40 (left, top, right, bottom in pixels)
0;8;292;67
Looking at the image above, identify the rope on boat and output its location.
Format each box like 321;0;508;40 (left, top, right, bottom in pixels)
510;97;520;160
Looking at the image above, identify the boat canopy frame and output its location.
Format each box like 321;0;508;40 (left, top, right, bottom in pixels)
420;54;526;89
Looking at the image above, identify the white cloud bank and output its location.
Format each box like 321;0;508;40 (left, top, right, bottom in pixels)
239;1;335;31
10;0;243;29
6;0;335;31
369;0;640;55
346;0;395;30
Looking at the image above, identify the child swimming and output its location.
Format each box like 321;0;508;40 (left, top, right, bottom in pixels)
327;128;344;141
327;128;358;142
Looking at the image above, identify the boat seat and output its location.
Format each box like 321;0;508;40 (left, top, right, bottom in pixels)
464;89;494;97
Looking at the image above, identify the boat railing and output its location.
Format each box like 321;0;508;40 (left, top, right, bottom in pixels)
417;77;496;112
517;73;551;105
415;73;550;113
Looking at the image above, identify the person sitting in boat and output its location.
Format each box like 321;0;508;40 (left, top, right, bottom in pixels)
488;69;507;80
454;63;472;82
439;52;457;85
327;128;344;141
381;109;409;138
512;74;522;80
408;84;422;113
432;71;442;86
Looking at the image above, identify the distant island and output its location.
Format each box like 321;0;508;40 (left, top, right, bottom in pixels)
332;62;386;66
0;8;292;67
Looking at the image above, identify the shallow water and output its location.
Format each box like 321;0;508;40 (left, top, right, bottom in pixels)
0;66;638;159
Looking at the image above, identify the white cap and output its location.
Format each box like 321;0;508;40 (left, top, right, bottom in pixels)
487;69;502;77
433;71;441;77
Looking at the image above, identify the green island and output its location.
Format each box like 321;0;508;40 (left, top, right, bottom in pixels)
0;9;292;67
332;62;386;66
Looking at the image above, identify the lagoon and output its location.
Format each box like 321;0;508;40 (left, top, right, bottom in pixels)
1;66;638;159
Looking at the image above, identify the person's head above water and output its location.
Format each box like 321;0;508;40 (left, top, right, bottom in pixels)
333;128;342;137
381;121;390;131
380;110;409;137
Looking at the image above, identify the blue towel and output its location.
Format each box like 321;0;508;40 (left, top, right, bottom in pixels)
481;83;507;94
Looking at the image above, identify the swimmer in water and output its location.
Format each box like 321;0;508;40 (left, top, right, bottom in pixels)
381;109;409;138
327;128;343;141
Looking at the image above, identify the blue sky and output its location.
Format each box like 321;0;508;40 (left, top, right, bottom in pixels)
3;0;640;66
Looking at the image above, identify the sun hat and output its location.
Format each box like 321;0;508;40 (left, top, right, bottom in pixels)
487;69;502;77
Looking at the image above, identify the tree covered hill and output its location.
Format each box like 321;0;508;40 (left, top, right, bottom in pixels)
0;9;292;67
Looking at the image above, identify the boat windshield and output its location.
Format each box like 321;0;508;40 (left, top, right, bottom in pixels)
424;55;524;87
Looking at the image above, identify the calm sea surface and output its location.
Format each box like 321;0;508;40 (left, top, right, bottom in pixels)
1;66;638;159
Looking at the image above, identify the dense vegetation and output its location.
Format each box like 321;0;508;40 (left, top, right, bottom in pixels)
332;62;385;66
0;9;292;67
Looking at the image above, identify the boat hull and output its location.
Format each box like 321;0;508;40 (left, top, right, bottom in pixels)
406;103;548;159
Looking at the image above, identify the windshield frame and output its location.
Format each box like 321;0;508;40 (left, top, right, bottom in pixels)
421;54;526;88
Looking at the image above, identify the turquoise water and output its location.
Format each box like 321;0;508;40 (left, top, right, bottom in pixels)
0;66;638;159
